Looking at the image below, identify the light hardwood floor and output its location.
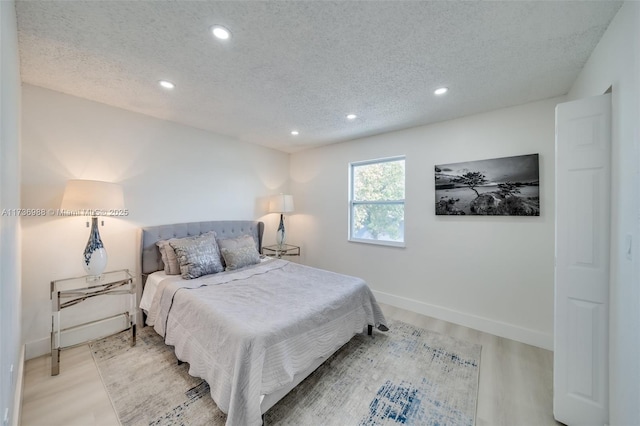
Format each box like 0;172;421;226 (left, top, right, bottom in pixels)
21;303;561;426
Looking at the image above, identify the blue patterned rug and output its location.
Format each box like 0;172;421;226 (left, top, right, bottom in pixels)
90;319;481;425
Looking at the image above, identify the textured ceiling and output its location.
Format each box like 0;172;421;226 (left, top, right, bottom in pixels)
16;1;621;153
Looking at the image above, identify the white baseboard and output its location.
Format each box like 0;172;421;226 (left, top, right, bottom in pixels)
12;344;25;426
373;290;553;350
25;337;50;360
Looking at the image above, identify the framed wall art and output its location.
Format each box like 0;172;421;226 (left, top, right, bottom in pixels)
435;153;540;216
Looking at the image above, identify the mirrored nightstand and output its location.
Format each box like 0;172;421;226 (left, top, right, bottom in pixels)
50;269;136;375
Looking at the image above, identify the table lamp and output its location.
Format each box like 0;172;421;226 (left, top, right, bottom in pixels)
60;179;125;278
269;194;294;247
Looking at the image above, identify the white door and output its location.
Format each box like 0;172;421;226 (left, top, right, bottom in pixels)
555;93;611;425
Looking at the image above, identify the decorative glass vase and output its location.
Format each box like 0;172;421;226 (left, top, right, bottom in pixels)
276;214;286;247
83;217;107;277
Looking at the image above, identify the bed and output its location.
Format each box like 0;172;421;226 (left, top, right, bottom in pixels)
138;220;387;426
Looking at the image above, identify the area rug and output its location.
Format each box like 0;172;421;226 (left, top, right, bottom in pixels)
90;319;481;426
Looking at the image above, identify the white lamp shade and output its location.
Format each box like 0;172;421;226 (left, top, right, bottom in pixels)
269;194;294;214
60;179;125;214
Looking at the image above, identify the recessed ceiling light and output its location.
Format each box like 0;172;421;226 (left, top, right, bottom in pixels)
346;114;358;120
159;80;175;89
211;25;231;40
291;130;299;136
434;87;448;96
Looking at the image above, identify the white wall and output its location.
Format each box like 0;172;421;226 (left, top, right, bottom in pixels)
21;85;290;358
567;2;640;424
0;1;23;425
290;97;560;349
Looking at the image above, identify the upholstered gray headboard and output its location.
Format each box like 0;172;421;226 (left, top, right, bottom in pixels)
139;220;264;280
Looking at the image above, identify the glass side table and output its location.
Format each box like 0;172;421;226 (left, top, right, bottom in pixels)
50;269;136;375
262;243;301;259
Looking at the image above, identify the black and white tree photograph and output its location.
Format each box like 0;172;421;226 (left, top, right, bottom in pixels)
435;154;540;216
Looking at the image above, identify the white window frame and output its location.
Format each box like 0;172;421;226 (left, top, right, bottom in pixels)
348;155;405;247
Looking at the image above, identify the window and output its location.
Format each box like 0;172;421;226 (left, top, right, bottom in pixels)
349;156;405;246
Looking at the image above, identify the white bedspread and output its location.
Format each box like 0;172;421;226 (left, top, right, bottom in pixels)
139;270;168;312
146;258;387;426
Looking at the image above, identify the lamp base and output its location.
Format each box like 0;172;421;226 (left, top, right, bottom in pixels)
84;247;107;278
83;217;107;277
276;213;286;247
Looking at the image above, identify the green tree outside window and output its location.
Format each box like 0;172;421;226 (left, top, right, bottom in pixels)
351;158;405;242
